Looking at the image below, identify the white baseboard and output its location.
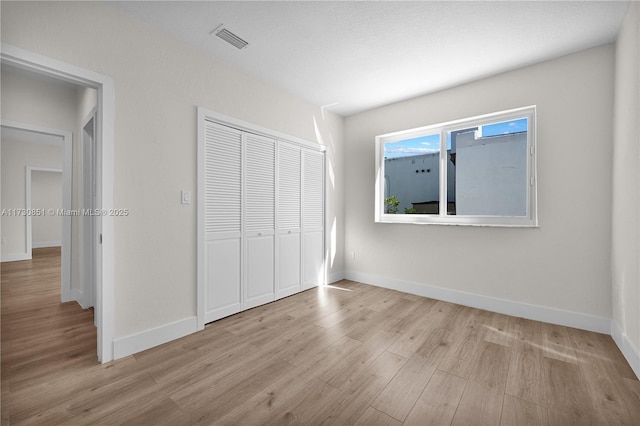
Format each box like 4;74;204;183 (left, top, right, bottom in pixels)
611;321;640;380
113;316;198;360
109;271;632;375
32;241;61;248
75;288;91;309
1;252;31;262
69;288;79;304
344;270;611;334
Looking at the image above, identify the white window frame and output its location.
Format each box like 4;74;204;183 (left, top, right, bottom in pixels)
375;105;537;227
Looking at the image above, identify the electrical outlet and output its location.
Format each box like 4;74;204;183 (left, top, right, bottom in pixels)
350;251;355;260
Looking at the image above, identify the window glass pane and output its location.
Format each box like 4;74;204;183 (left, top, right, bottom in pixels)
448;118;528;216
375;106;536;226
383;134;440;214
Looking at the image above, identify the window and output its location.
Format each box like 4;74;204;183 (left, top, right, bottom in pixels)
375;106;537;227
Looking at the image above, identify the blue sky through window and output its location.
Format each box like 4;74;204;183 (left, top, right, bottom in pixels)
482;117;528;137
384;134;440;159
384;118;527;159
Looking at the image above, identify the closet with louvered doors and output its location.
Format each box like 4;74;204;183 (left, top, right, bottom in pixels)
199;111;325;325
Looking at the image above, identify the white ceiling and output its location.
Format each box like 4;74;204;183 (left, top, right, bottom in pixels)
110;1;629;116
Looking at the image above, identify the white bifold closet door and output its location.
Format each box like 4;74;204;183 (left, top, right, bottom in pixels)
244;133;276;309
201;114;324;324
277;143;302;299
203;122;243;323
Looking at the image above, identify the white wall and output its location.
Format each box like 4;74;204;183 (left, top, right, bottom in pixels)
31;170;63;247
0;1;345;341
611;1;640;376
345;45;614;324
0;138;63;258
0;67;78;128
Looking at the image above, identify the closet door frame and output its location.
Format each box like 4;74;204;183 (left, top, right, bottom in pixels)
197;107;326;330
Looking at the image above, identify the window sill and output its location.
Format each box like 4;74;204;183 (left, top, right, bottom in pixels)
375;214;538;227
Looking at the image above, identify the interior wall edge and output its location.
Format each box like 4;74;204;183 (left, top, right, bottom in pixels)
328;271;346;284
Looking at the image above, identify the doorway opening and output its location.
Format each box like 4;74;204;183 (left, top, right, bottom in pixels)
1;124;72;300
1;44;115;362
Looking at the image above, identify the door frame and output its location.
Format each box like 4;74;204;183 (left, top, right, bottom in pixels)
25;160;68;299
81;108;97;313
1;43;116;363
26;166;64;251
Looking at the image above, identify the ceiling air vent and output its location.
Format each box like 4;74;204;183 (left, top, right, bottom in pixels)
211;25;249;50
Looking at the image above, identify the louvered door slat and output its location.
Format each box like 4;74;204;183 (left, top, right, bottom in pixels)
245;133;275;232
303;149;324;229
205;122;242;234
278;143;301;230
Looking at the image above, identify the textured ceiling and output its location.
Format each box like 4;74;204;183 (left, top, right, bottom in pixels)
111;1;629;116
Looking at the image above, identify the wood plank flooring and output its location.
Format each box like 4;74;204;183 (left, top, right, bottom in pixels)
2;249;639;425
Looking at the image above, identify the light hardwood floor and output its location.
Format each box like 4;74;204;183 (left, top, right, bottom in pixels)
2;248;639;425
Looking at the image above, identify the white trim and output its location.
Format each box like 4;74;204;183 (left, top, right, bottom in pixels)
26;167;64;251
196;108;206;331
1;253;31;262
32;241;62;249
344;270;611;334
611;321;640;380
113;317;198;360
26;166;65;291
81;108;97;314
1;126;64;146
1;43;116;363
70;287;80;303
198;107;325;153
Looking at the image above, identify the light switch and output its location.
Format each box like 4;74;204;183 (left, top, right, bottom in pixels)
181;190;191;205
